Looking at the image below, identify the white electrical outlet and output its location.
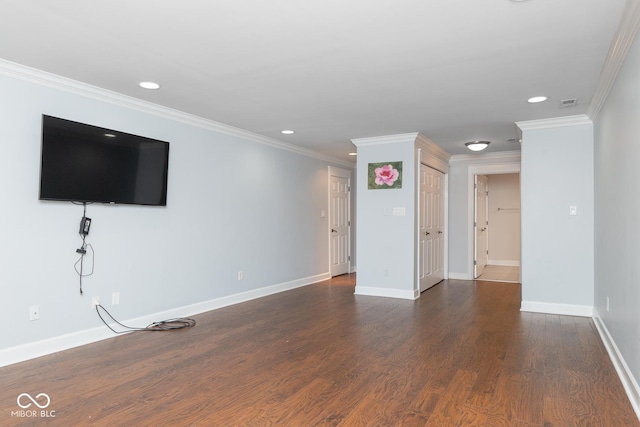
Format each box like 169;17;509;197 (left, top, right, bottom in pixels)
606;296;610;312
91;297;100;308
238;271;244;281
29;305;40;321
112;292;120;305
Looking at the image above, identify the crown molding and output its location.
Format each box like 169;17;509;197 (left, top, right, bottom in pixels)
351;132;451;162
449;150;521;164
515;114;592;132
588;0;640;121
0;59;354;168
351;132;421;147
415;133;452;163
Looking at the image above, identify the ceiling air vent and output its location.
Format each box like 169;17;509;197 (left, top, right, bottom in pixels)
559;98;578;108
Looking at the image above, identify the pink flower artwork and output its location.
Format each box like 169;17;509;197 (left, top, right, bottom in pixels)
374;164;399;186
368;161;403;189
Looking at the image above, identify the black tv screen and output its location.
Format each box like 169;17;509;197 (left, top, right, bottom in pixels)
39;115;169;206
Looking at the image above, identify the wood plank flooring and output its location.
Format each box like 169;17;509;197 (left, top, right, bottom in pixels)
1;274;637;426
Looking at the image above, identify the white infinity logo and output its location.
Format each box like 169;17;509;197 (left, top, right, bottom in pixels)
17;393;51;409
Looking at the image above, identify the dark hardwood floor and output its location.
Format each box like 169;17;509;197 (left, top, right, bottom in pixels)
1;274;637;426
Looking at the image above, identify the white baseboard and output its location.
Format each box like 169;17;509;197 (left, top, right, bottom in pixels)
488;260;520;267
354;286;419;300
0;272;330;368
350;265;357;273
448;272;472;280
593;309;640;421
520;300;593;317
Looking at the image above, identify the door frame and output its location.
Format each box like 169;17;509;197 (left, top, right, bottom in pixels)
328;166;352;276
467;161;521;280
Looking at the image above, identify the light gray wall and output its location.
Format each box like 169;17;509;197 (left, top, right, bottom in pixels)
0;72;351;352
355;141;415;292
487;174;520;264
520;122;594;307
594;29;640;387
447;162;469;275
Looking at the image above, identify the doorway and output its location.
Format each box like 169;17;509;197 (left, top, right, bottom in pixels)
473;173;521;282
328;167;351;277
467;160;521;281
474;175;489;277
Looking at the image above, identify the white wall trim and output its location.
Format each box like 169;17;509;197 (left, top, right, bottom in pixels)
416;133;451;173
328;166;352;180
354;286;419;300
0;272;330;368
0;59;353;168
587;0;640;121
488;260;520;267
351;132;420;147
593;309;640;421
515;114;592;131
520;300;593;317
450;151;521;164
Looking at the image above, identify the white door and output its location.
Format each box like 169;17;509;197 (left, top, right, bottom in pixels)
330;174;350;276
419;164;445;292
474;175;489;278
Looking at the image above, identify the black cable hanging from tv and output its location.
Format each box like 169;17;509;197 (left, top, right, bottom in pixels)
73;202;94;295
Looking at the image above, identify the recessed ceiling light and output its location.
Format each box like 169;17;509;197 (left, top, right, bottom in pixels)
348;152;357;156
465;141;491;152
139;81;161;90
281;130;295;135
527;96;548;103
104;133;116;138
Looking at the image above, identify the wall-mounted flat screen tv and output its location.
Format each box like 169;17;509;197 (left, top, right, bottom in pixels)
39;115;169;206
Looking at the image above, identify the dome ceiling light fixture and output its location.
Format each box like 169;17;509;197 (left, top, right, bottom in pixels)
465;140;491;152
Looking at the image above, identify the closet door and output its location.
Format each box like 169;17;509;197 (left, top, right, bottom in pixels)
419;164;445;292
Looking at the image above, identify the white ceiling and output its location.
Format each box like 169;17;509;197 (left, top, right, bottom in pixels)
0;0;628;162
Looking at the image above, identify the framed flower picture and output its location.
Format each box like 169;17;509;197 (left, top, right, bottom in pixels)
368;161;402;189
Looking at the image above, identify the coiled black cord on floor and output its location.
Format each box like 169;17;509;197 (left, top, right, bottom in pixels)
95;304;196;334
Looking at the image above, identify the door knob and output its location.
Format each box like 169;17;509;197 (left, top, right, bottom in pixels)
331;229;337;233
425;231;430;236
438;231;443;234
